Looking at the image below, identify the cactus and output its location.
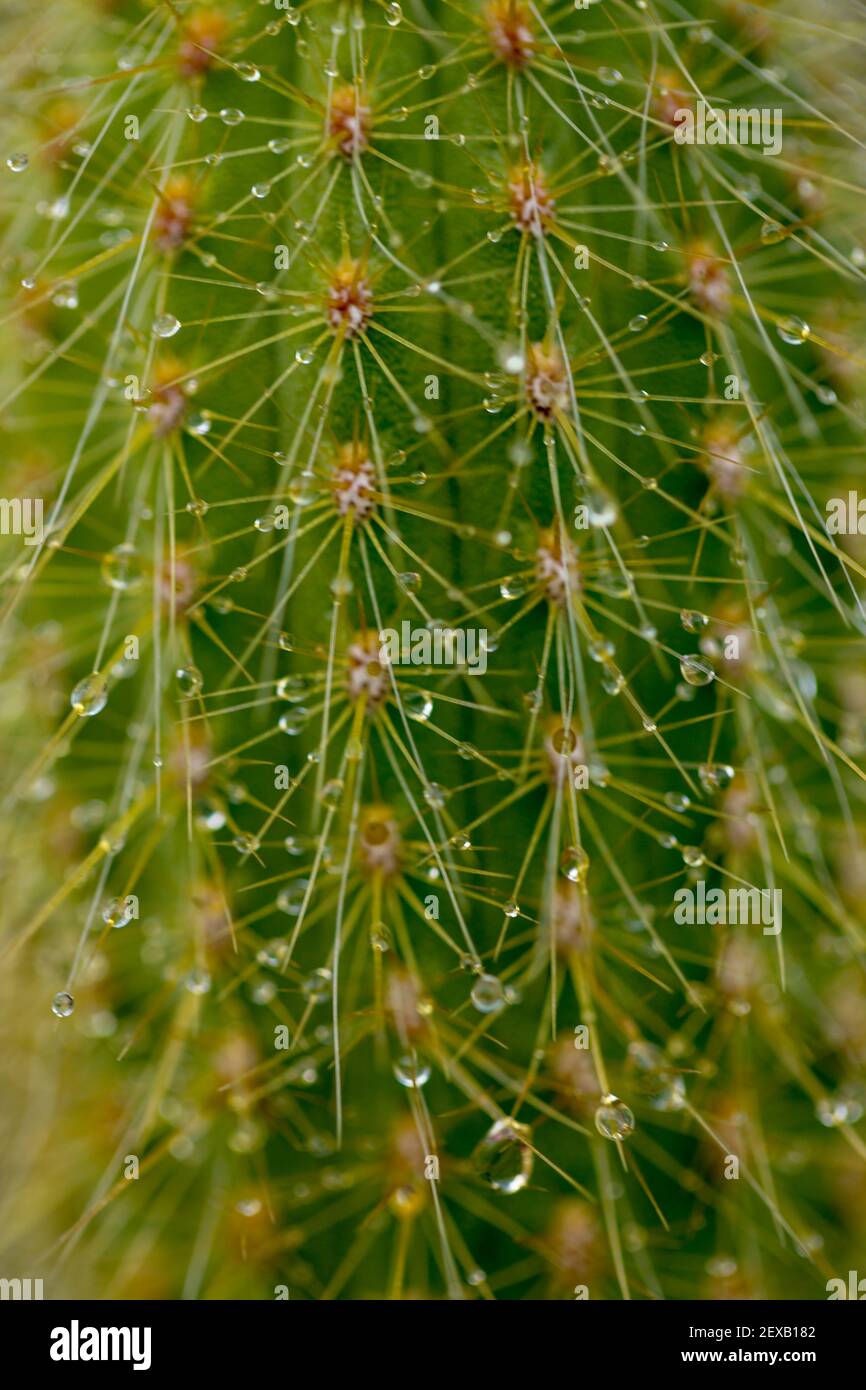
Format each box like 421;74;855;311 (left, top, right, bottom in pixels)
1;0;866;1302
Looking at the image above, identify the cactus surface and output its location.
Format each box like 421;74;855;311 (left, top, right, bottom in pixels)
2;0;866;1302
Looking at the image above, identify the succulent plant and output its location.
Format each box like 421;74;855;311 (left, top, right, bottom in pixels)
2;0;866;1302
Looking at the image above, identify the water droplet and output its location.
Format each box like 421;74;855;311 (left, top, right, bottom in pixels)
278;708;309;735
7;153;29;172
152;313;180;339
184;969;212;995
681;845;705;867
257;940;287;968
51;990;74;1018
71;673;108;717
776;315;810;346
289;471;316;506
235;62;260;82
835;1084;864;1123
386;1;403;25
588;637;615;664
470;973;506;1014
629;313;649;332
344;893;380;943
100;542;141;592
406;689;433;722
397;570;421;593
473;1118;533;1194
698;762;735;793
500;575;527;600
760;220;785;245
560;845;590;882
680;609;709;633
552;726;578;756
629;1046;687;1111
319;778;343;810
679;654;715;687
586;487;618;528
219;108;245;126
503;900;520;918
595;1094;635;1141
393;1055;431;1088
649;1071;686;1111
236;1197;263;1219
52;281;78;309
294;346;314;365
176;665;203;698
302;967;332;1004
251;182;271;199
664;791;690;813
186;105;207;123
277;674;311;703
276;881;308;916
102;896;135;929
816;1094;849;1127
